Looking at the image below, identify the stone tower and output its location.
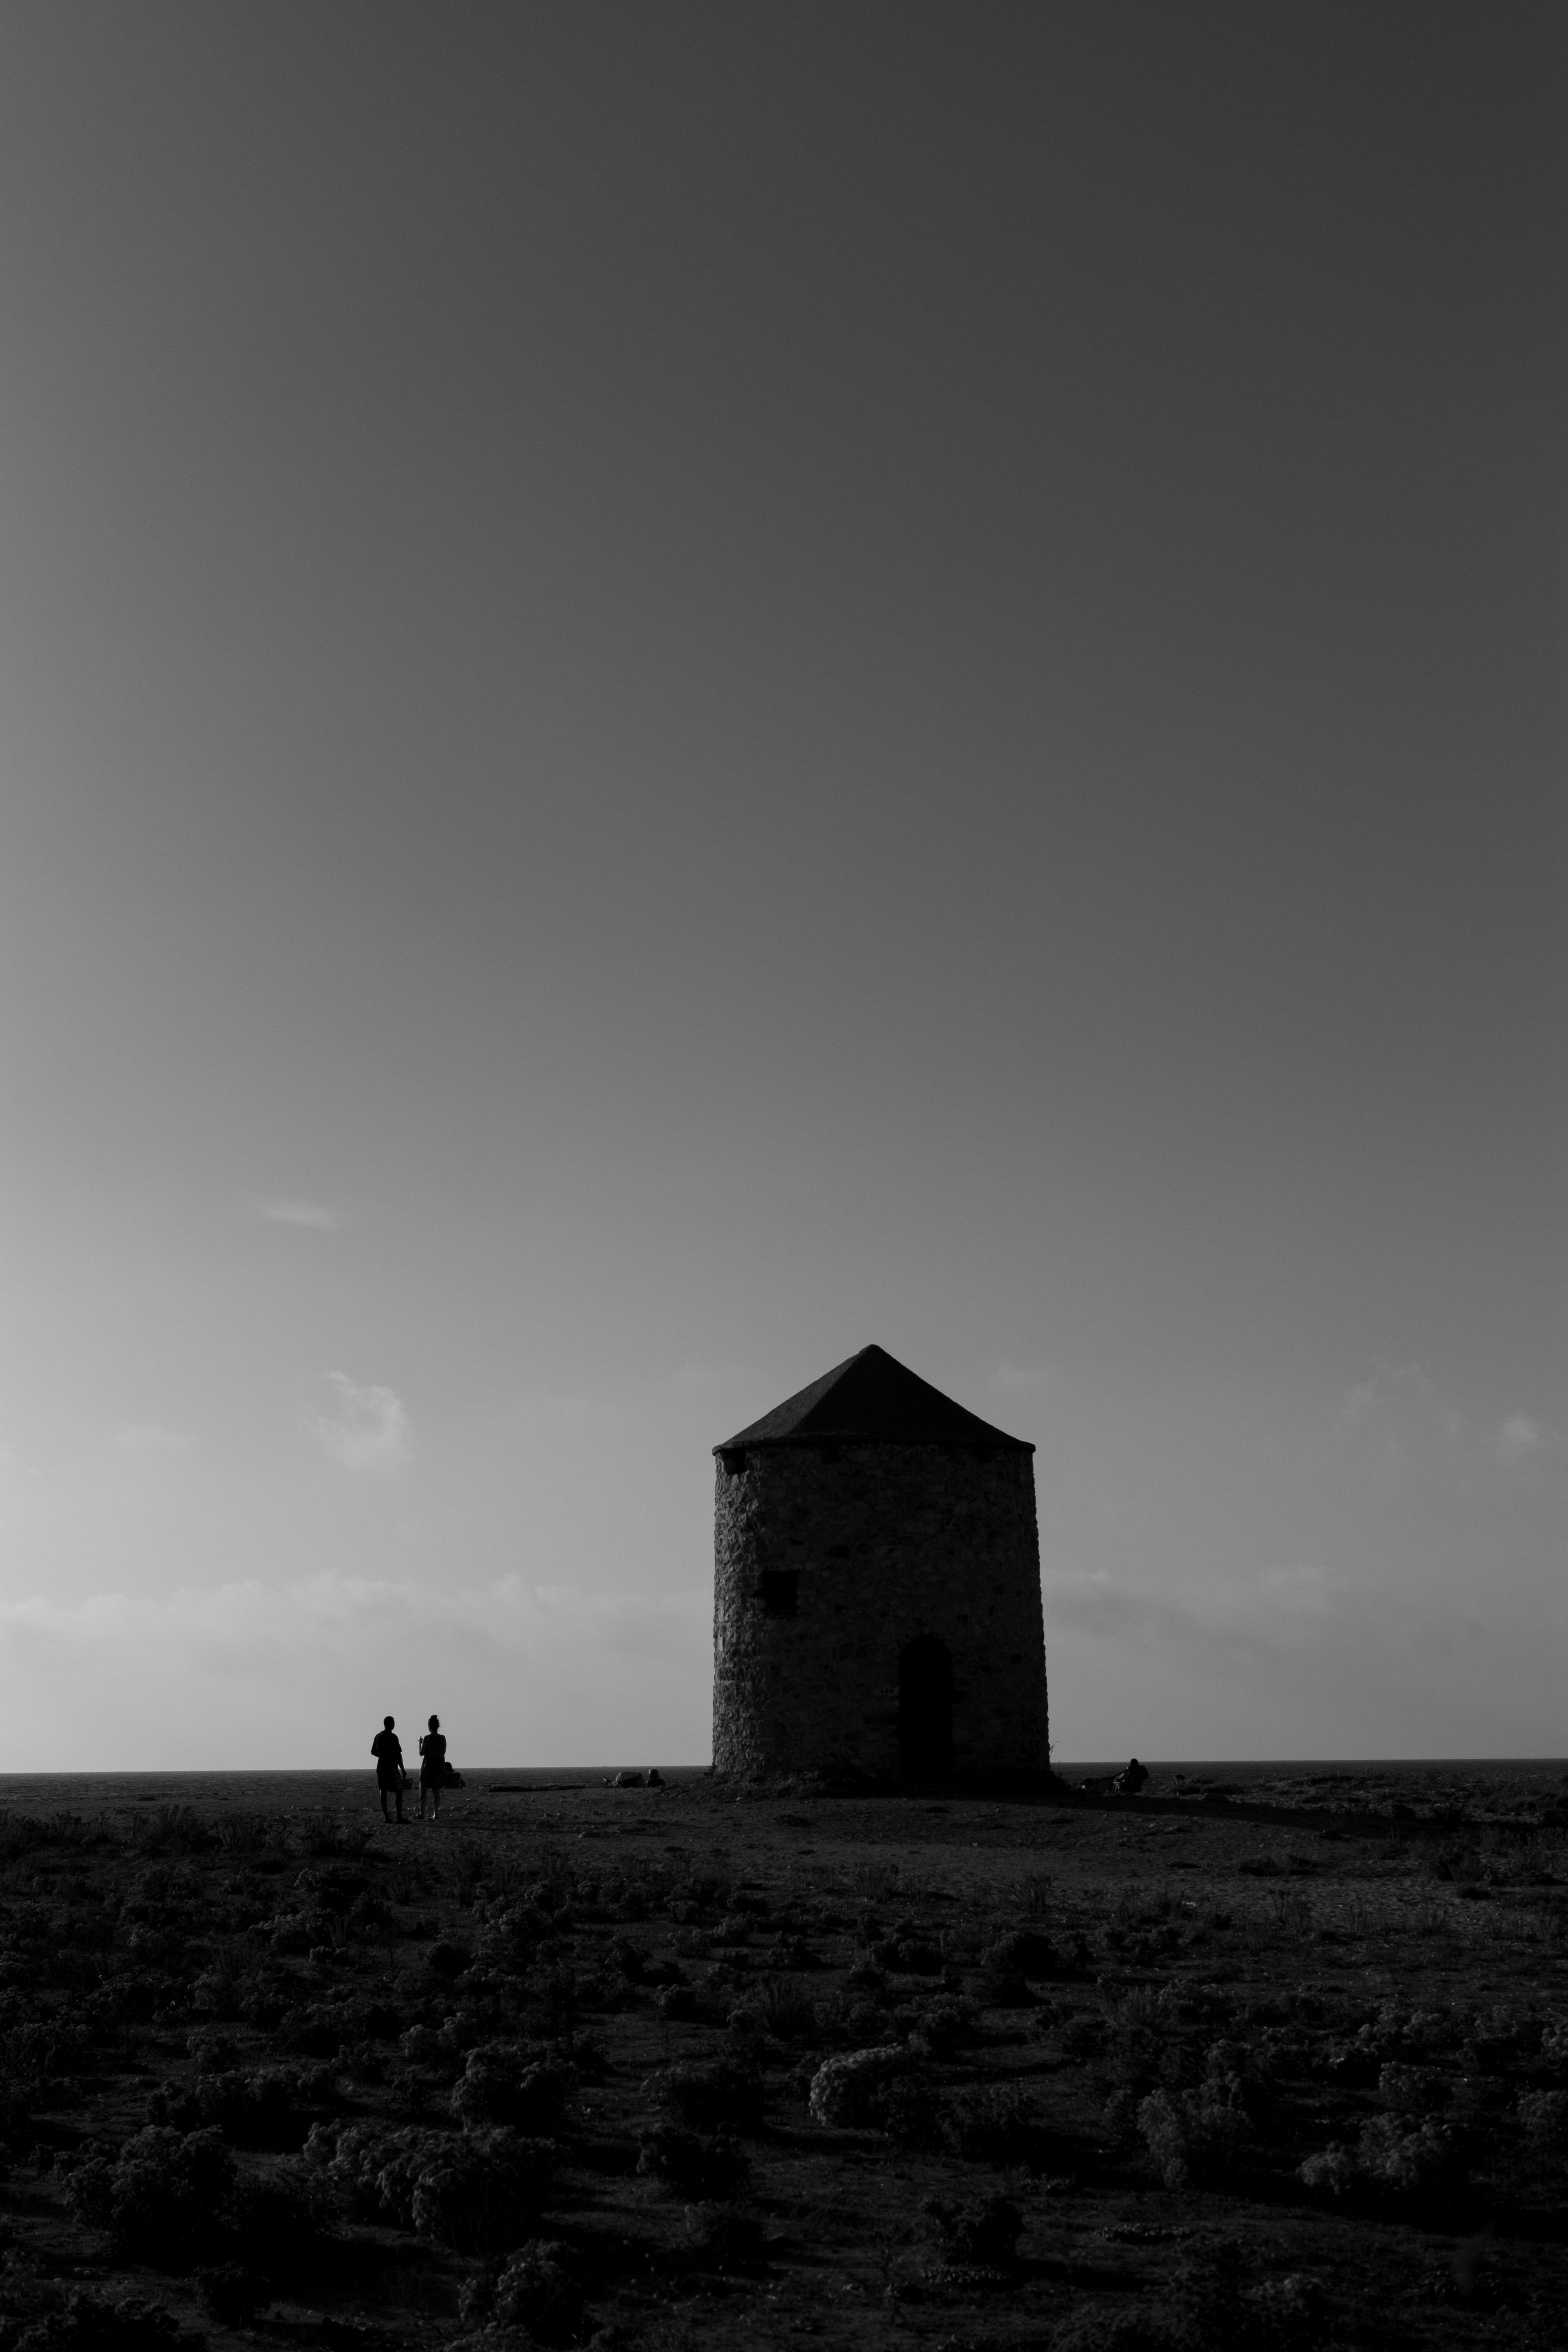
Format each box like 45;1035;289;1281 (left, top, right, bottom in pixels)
711;1345;1048;1783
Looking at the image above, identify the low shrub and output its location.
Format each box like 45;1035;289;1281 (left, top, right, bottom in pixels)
226;2161;330;2275
635;2124;750;2200
1098;1986;1181;2102
645;2056;763;2134
8;2291;187;2352
1517;2087;1568;2153
1298;2141;1357;2198
972;1951;1036;2007
236;1976;288;2031
982;1929;1056;1978
306;2119;434;2225
425;1941;471;1982
1135;2084;1250;2189
922;2193;1023;2267
1158;2242;1323;2352
1378;2062;1450;2116
307;2118;555;2252
682;2203;768;2272
750;1979;819;2040
475;1903;557;1976
1319;2031;1381;2088
770;1934;826;1972
1047;2313;1178;2351
212;1814;276;1858
604;1937;648;1982
1056;2241;1323;2352
334;2042;387;2088
843;1996;898;2045
1299;2114;1466;2210
193;2267;269;2326
66;2126;235;2267
0;1816;105;1867
297;1820;375;1862
149;2066;325;2151
880;2074;943;2150
185;2033;239;2074
1129;2036;1267;2188
870;1935;944;1976
807;2047;908;2128
450;2047;570;2134
524;1968;579;2038
1357;2114;1464;2199
1539;2013;1568;2069
2;2024;92;2085
410;2129;557;2255
490;2239;584;2347
283;1996;400;2058
132;1808;215;1858
1465;2003;1536;2069
939;2082;1045;2167
904;1994;975;2059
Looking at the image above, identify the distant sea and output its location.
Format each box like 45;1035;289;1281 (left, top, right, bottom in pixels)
0;1768;713;1818
1057;1759;1568;1782
0;1758;1561;1819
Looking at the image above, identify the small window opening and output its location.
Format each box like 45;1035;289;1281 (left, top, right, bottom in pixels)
719;1449;748;1476
758;1570;799;1619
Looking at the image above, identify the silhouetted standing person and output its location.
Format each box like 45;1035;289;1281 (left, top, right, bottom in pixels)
418;1714;448;1820
372;1715;405;1823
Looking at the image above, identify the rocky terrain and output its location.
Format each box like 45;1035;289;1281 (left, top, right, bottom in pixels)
0;1764;1564;2352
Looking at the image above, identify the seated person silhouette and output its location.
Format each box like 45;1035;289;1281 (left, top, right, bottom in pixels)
371;1716;406;1822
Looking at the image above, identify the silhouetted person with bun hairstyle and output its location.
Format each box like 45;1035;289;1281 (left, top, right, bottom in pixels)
371;1716;405;1822
418;1714;448;1819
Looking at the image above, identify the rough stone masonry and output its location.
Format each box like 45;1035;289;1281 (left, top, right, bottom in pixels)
712;1345;1049;1783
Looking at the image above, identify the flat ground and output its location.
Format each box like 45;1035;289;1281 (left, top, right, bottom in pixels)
0;1764;1565;2352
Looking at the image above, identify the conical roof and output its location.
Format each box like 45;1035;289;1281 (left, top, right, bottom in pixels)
716;1344;1033;1453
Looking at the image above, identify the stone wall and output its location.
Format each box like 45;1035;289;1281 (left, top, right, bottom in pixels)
711;1440;1048;1781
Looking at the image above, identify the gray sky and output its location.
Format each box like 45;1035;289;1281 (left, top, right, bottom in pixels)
0;3;1561;1767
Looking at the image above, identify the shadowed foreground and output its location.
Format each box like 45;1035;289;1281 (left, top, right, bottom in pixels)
0;1763;1564;2350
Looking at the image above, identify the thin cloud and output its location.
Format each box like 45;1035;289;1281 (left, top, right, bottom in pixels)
310;1373;411;1473
0;1572;704;1665
252;1196;342;1232
1339;1359;1463;1439
112;1423;196;1459
1496;1414;1558;1465
1040;1560;1487;1673
0;1573;710;1767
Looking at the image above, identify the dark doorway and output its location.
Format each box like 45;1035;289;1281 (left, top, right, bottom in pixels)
758;1570;799;1619
898;1635;953;1780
